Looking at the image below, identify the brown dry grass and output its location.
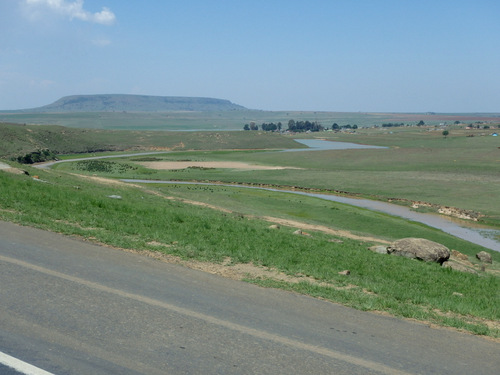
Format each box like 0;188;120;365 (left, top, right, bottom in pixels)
137;161;301;170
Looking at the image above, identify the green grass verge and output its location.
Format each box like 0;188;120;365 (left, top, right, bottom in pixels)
0;166;498;338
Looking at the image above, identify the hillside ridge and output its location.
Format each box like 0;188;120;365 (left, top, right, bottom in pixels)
17;94;247;112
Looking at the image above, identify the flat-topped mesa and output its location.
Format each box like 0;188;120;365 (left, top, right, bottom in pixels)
19;94;247;112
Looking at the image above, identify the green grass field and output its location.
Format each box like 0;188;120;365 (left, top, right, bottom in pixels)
2;110;499;130
53;127;500;227
0;164;498;337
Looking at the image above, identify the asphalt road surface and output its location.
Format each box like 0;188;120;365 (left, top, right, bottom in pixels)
0;221;498;374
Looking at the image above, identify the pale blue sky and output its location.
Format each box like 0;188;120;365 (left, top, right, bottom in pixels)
1;0;499;112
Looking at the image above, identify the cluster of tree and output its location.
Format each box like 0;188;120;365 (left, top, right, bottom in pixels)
260;122;283;131
467;124;496;129
331;123;358;130
243;122;259;130
244;119;323;132
381;123;405;128
287;120;323;132
13;149;57;164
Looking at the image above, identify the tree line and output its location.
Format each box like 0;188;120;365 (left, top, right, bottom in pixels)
244;120;431;132
12;149;57;164
381;122;405;128
244;119;328;132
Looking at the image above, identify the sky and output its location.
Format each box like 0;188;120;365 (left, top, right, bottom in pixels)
1;0;499;112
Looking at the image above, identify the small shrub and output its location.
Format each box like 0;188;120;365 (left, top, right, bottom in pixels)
75;160;137;174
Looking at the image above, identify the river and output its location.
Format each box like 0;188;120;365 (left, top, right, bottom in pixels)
36;140;500;251
284;138;388;151
120;179;500;252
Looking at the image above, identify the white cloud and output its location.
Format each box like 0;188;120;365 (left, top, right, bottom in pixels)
24;0;116;25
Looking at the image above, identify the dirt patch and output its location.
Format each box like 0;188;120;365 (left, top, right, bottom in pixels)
122;248;358;293
0;162;27;175
260;216;391;245
137;161;301;170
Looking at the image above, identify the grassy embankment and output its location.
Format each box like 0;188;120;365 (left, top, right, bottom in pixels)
0;122;302;158
1;164;499;338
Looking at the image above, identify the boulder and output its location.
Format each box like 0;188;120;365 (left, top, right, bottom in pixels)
442;260;478;274
476;251;492;264
388;238;450;264
451;249;468;261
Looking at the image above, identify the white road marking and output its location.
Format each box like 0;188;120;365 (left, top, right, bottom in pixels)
0;351;55;375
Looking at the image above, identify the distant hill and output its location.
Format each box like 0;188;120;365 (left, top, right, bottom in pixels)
18;94;247;112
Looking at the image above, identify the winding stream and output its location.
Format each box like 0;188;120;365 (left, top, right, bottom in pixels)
37;140;500;251
120;179;500;252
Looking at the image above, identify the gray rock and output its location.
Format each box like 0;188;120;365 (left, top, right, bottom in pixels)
442;260;478;274
476;251;492;264
388;238;450;264
368;245;388;254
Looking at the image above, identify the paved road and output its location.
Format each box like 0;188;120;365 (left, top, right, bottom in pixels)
0;221;498;374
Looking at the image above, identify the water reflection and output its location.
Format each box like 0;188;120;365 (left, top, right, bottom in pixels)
284;139;388;151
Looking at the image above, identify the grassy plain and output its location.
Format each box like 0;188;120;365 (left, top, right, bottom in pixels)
54;126;500;227
2;110;499;130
